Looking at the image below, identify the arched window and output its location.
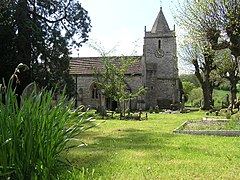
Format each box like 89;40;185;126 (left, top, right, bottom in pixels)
90;83;99;99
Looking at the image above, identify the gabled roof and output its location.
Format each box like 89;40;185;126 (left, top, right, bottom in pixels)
69;56;142;75
151;7;170;33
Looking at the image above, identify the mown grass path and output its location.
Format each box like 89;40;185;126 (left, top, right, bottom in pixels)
66;111;240;179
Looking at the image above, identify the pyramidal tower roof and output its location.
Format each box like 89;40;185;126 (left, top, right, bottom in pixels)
151;7;170;33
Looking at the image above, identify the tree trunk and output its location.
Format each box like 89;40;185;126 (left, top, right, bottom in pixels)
229;76;238;108
193;57;214;110
15;0;32;99
201;81;213;110
227;54;240;108
117;100;123;120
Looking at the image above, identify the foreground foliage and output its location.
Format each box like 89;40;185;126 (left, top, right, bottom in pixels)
0;83;94;179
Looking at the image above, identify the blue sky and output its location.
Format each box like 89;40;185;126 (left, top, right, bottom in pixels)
71;0;191;73
72;0;183;58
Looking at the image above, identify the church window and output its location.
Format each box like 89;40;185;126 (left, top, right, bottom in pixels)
158;40;161;49
90;83;99;99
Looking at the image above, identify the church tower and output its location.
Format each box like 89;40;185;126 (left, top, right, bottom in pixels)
143;7;180;109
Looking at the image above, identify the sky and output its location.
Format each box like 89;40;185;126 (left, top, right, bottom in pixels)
71;0;189;73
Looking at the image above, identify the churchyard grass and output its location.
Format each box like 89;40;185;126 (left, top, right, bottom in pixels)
64;111;240;179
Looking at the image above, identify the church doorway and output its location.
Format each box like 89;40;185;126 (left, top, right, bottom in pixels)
106;98;118;111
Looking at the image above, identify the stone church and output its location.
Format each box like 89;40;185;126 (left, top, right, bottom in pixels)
69;7;180;110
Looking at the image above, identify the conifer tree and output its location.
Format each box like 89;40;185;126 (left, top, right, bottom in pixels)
0;0;91;97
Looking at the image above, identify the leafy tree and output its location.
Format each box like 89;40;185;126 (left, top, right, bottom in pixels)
176;0;227;109
94;55;145;117
216;1;240;106
177;0;240;108
182;81;195;102
214;48;240;105
218;80;231;91
189;87;203;107
218;1;240;58
180;74;200;87
179;39;219;109
0;0;91;97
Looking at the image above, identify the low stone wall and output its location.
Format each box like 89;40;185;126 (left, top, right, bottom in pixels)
173;120;240;136
173;129;240;136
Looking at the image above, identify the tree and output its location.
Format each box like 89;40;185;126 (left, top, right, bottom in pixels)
214;49;240;106
217;1;240;106
0;2;17;85
182;81;195;102
181;40;220;109
0;0;91;97
189;87;203;107
94;55;145;118
177;0;240;108
176;0;227;109
180;74;201;87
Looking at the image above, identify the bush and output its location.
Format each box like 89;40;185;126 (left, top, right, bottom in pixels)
0;82;95;179
189;88;202;101
192;99;202;107
231;112;240;121
226;110;231;119
182;81;195;97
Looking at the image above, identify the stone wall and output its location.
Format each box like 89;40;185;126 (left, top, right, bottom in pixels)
173;120;240;136
173;129;240;136
143;31;179;109
75;74;143;110
75;75;99;108
125;75;143;110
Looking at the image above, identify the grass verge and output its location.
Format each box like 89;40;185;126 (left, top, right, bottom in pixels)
64;111;240;179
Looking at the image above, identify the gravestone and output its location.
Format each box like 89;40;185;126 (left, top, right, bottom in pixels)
21;82;36;101
0;84;2;102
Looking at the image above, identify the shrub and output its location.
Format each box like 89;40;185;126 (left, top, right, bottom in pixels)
192;99;202;107
189;88;203;107
226;110;231;119
0;82;95;179
182;81;195;98
231;113;240;121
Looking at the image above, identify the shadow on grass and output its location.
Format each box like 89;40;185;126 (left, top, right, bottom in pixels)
65;128;178;167
65;127;237;171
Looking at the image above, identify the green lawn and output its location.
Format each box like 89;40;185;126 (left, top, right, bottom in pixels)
64;111;240;179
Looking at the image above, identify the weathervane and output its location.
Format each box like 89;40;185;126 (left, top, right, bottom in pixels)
160;0;162;8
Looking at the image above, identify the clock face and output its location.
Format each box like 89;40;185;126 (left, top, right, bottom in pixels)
154;49;164;58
